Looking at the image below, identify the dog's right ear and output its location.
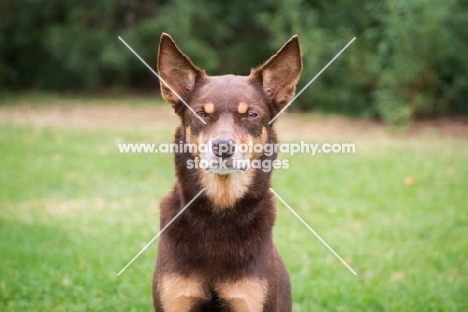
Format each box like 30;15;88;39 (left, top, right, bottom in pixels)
249;36;302;114
157;33;206;115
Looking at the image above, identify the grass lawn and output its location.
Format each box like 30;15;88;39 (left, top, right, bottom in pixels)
1;95;467;311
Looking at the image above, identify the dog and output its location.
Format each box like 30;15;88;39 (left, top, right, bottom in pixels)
152;33;302;312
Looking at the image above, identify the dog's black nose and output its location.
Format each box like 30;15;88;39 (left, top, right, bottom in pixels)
212;139;236;158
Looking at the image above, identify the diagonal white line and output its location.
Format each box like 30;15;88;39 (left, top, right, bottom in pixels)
117;36;206;124
117;188;206;276
269;37;356;124
269;188;357;275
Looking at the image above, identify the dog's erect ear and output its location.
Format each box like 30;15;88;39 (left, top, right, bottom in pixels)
249;36;302;112
157;33;206;115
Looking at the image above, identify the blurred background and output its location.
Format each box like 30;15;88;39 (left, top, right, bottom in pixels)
1;0;468;124
1;0;467;311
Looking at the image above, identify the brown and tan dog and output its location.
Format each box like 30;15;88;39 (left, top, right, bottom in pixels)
153;33;302;312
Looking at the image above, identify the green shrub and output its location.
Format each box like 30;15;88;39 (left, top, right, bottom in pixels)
1;0;466;124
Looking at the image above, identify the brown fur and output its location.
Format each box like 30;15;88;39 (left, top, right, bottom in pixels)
153;33;302;312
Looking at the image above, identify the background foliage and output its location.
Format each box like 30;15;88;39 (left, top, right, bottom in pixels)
1;0;467;123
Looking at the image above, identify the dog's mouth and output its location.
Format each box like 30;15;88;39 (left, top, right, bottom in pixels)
201;157;249;174
205;168;246;175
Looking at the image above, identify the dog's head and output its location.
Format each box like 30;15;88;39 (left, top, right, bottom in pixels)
157;33;301;176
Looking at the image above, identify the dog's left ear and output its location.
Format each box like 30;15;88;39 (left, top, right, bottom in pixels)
249;36;302;112
157;33;206;116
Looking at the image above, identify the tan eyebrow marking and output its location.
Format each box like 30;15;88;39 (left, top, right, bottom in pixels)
238;102;248;114
204;102;214;114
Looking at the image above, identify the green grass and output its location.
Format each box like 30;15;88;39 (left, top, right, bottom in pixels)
1;98;467;311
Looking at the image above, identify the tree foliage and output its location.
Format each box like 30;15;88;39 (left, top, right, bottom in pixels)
1;0;467;123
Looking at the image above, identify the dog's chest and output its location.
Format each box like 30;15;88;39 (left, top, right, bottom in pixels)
163;208;270;274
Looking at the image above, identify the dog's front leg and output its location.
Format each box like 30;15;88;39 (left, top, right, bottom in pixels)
158;274;206;312
216;278;269;312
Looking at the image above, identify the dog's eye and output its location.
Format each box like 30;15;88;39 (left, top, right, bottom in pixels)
247;112;258;118
197;110;208;117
